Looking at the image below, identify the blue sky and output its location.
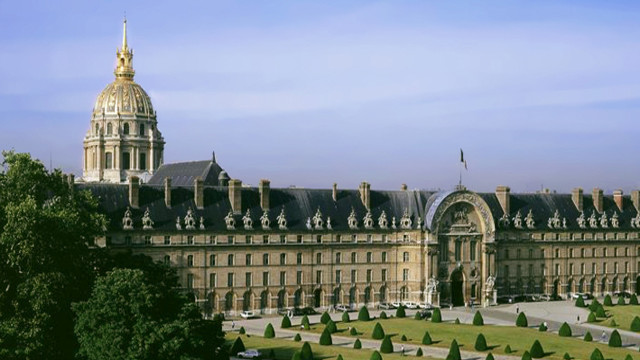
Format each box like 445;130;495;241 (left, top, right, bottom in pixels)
1;0;640;193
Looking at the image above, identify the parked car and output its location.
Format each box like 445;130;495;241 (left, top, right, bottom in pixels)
538;294;551;301
293;307;318;316
391;301;402;308
237;349;261;359
571;293;588;300
378;302;395;309
496;296;513;304
417;309;432;319
614;291;632;298
334;304;350;312
418;302;437;310
240;310;256;319
402;301;419;309
549;294;563;301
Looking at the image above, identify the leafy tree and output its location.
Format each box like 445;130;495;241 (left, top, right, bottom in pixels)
370;350;383;360
300;342;313;360
73;268;220;360
380;311;388;319
264;323;276;338
575;296;585;308
504;345;512;353
354;338;362;349
396;304;406;318
432;308;442;323
422;331;433;345
326;319;337;334
294;333;302;342
558;322;572;337
631;316;640;332
342;311;351;323
603;294;613;306
358;306;371;321
320;311;331;324
529;340;544;358
473;311;484;326
474;333;488;351
416;347;423;356
521;351;532;360
587;312;596;323
372;322;385;339
282;314;292;328
380;335;394;353
617;296;626;306
301;315;310;330
230;337;245;356
590;348;604;360
446;339;462;360
608;329;622;347
630;294;638;305
350;327;358;335
584;331;593;342
319;328;332;345
516;312;528;327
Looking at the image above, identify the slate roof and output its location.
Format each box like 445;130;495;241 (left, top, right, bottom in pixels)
147;159;227;186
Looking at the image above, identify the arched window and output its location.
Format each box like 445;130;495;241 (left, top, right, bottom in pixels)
139;123;145;136
95;123;99;135
106;123;112;135
123;123;130;135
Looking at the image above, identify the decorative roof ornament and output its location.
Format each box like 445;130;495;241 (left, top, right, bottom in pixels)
175;216;182;230
513;210;523;229
199;216;205;230
599;212;609;228
363;210;374;229
378;210;388;229
562;217;567;229
224;210;235;230
306;217;312;230
547;210;561;229
577;212;586;229
242;209;253;230
260;210;270;230
141;207;153;230
184;208;196;230
588;211;598;228
415;216;423;229
400;208;412;229
498;213;511;229
631;212;640;228
347;208;358;230
122;206;133;230
524;209;535;229
391;216;397;229
312;208;324;230
276;208;287;230
327;216;332;230
611;212;620;228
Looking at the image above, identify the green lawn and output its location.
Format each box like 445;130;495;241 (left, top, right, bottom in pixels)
599;305;640;331
299;316;638;360
227;333;438;360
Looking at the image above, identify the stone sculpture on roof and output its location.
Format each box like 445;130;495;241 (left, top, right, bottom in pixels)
548;210;561;229
499;213;510;229
260;210;270;230
513;210;523;229
276;208;287;230
632;213;640;228
142;207;153;230
312;208;324;230
588;211;598;228
224;211;235;230
577;212;586;229
122;207;133;230
348;209;358;229
378;210;388;229
175;216;182;230
242;209;253;230
184;208;196;230
363;210;374;229
199;216;205;230
400;208;412;229
525;209;535;229
599;212;609;228
611;212;619;228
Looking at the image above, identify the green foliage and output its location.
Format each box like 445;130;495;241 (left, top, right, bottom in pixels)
604;294;613;306
372;322;385;339
584;331;593;342
358;306;371;321
587;312;596;323
486;353;495;360
266;349;276;360
320;311;331;324
617;296;626;305
590;348;604;360
264;323;276;338
301;342;313;360
432;308;442;323
291;350;302;360
538;323;547;332
609;318;617;327
422;331;433;345
342;311;351;323
505;345;512;353
319;328;333;346
294;333;302;342
370;350;383;360
575;296;585;308
631;316;640;332
446;339;462;360
395;304;406;318
336;355;344;360
301;315;310;330
516;312;528;327
380;311;388;319
529;339;545;358
398;334;405;341
521;351;532;360
239;326;246;334
350;327;358;335
230;337;246;355
595;304;606;318
608;329;622;347
630;294;639;305
454;318;461;324
354;338;362;349
326;319;337;334
474;333;488;351
416;347;423;356
414;311;422;320
282;314;292;328
473;311;484;326
380;335;394;354
558;322;572;337
563;353;571;360
589;298;600;312
624;355;633;360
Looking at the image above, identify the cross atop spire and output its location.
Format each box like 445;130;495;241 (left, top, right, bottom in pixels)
114;17;135;80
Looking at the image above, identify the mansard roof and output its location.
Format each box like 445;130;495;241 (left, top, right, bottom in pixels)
147;159;226;186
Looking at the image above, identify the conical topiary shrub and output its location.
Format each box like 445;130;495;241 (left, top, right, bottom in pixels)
282;314;292;328
446;339;462;360
590;348;604;360
230;337;246;355
631;294;639;305
380;311;388;319
624;355;633;360
396;305;406;318
584;331;593;342
354;338;362;349
326;319;337;334
589;298;600;312
474;333;488;351
538;323;547;332
575;296;586;308
486;353;495;360
302;315;310;330
609;318;617;327
617;296;626;306
414;311;422;320
631;316;640;332
380;335;394;354
358;306;371;321
604;294;613;306
320;311;331;324
350;327;358;335
342;311;351;323
291;351;302;360
504;345;512;353
558;322;572;337
370;350;383;360
595;304;606;318
608;329;622;347
521;351;532;360
563;353;571;360
473;311;484;326
454;318;461;324
264;323;276;338
529;340;544;358
401;334;407;341
516;312;528;327
319;328;332;346
432;307;442;323
301;342;313;360
294;333;302;342
416;348;423;356
587;312;596;323
239;326;246;334
372;322;385;339
422;331;433;345
337;355;344;360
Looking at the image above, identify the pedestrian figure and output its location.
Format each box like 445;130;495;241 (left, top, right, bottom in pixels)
449;304;453;310
401;345;405;356
232;321;235;329
516;305;519;313
601;330;606;342
577;315;580;323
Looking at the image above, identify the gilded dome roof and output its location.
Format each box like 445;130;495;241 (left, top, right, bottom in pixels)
93;80;154;116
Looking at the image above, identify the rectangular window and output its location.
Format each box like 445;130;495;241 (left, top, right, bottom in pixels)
540;263;545;276
554;264;560;276
382;269;387;282
367;234;373;243
187;255;194;267
351;269;357;283
228;254;234;266
227;273;234;287
403;234;409;242
569;263;574;275
603;248;607;257
336;270;342;284
403;269;409;281
297;271;302;285
603;263;607;274
336;234;342;242
517;265;522;277
569;248;574;258
505;249;510;259
125;236;131;245
403;252;409;262
263;272;269;286
297;253;303;265
335;252;341;264
246;254;252;266
209;254;216;266
351;252;357;263
164;236;171;245
517;249;521;259
455;241;461;261
187;274;194;289
382;252;387;263
592;263;596;274
280;253;286;265
164;255;170;265
316;253;322;264
139;153;146;170
144;235;152;245
382;234;387;242
316;270;322;284
280;235;286;243
555;248;559;258
316;235;322;243
504;265;510;277
227;235;234;244
581;263;585;275
245;272;252;287
187;235;194;245
366;252;372;263
209;273;217;287
280;271;286;286
366;269;372;283
209;235;216;244
614;262;619;273
297;235;303;243
246;235;252;244
262;235;269;244
263;254;269;265
352;234;357;242
528;264;533;276
528;249;533;259
470;241;476;261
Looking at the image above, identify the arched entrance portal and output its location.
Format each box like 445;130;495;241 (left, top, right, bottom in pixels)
451;269;464;306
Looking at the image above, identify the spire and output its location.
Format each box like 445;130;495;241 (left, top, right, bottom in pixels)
122;17;128;51
114;17;135;80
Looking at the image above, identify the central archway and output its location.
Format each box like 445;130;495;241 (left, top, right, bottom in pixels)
451;269;464;306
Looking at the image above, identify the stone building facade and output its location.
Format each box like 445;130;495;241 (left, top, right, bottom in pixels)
80;21;640;315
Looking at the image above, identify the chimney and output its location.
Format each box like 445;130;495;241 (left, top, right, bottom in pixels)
229;179;242;214
359;181;371;210
164;177;172;208
571;187;583;212
259;179;270;210
632;190;640;212
495;186;510;215
592;188;603;213
194;176;204;210
401;183;408;191
332;183;338;202
129;176;139;209
613;189;624;212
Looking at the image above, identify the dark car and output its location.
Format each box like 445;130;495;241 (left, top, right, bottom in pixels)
496;296;513;304
293;307;318;316
614;291;632;298
417;310;432;320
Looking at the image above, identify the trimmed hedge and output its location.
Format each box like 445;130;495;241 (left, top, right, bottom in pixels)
617;296;626;306
337;355;344;360
396;305;406;318
380;311;388;319
370;350;383;360
358;306;371;321
608;329;622;347
587;312;596;323
264;323;276;338
354;338;362;349
604;294;613;306
558;322;572;337
319;328;333;346
326;319;337;334
266;349;276;360
239;326;246;335
422;331;433;345
474;333;488;351
372;322;385;339
473;311;484;326
291;351;302;360
416;348;423;356
301;342;313;360
538;323;547;332
446;339;462;360
631;294;639;305
625;355;633;360
301;315;310;330
432;308;442;323
401;334;407;341
590;348;604;360
486;353;495;360
454;318;461;324
521;351;532;360
350;327;358;335
563;353;571;360
631;316;640;332
342;311;351;323
230;337;245;356
584;331;593;342
294;333;302;342
380;335;394;354
516;312;528;327
589;298;600;312
414;311;422;320
609;319;617;327
595;305;606;318
529;340;544;358
320;311;331;324
575;296;585;308
282;314;292;328
504;345;512;353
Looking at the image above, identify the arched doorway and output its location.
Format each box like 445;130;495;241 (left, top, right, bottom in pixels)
349;287;357;308
623;277;629;292
364;286;372;306
313;288;323;308
578;278;585;293
601;278;608;294
332;288;342;306
243;291;253;311
451;269;464;306
277;290;287;309
379;285;387;303
590;278;596;295
636;276;640;294
260;291;270;313
400;286;408;301
294;289;304;308
552;279;559;297
225;292;234;312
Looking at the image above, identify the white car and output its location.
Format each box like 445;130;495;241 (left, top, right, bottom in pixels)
391;301;402;308
237;349;261;359
240;310;256;319
402;301;419;309
571;293;587;300
378;302;394;309
334;304;350;312
418;302;437;310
